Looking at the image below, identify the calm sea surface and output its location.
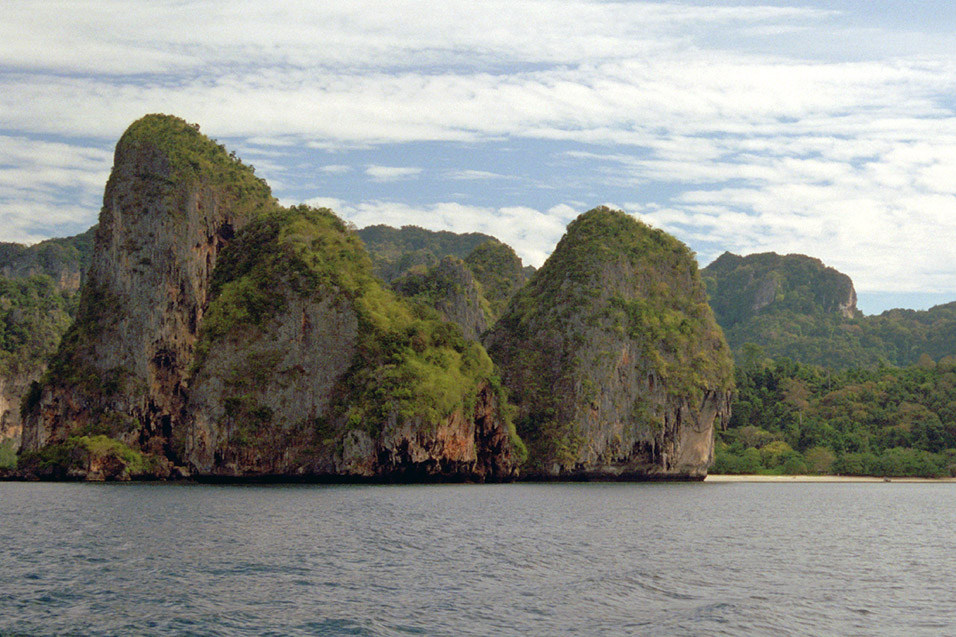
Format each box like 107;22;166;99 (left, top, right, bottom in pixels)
2;481;955;636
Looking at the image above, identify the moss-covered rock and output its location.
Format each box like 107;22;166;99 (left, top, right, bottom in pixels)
464;239;530;324
485;207;734;479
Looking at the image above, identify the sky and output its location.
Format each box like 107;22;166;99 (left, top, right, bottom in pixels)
2;1;956;315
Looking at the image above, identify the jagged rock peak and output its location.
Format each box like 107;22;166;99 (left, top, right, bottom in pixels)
19;114;274;469
485;206;734;479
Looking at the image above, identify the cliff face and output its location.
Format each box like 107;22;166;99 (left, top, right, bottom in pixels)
184;206;521;481
701;252;875;367
19;114;274;463
485;207;734;479
392;256;489;341
0;227;95;294
703;252;859;326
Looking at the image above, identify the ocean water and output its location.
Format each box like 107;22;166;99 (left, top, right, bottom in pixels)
2;481;955;636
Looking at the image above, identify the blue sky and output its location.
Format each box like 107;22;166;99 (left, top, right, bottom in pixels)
2;1;956;314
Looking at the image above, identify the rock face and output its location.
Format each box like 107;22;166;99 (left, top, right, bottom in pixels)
0;375;28;443
700;252;876;367
357;225;496;282
17;116;522;482
184;206;521;481
19;114;274;462
485;207;734;479
392;256;489;341
703;252;859;326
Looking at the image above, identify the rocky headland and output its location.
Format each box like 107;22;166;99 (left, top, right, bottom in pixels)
9;114;736;482
485;207;734;479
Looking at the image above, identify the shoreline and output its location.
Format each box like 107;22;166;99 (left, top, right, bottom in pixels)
705;474;956;483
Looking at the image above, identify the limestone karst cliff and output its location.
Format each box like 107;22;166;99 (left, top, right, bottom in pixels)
17;115;522;481
18;114;275;475
703;252;859;325
485;207;734;479
388;239;532;342
184;205;522;480
391;256;489;341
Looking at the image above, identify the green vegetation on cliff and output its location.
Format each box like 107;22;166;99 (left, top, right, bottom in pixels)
0;226;95;285
464;240;529;322
0;275;77;378
117;114;273;209
488;207;733;471
718;352;956;477
17;434;165;480
199;206;516;440
705;252;956;369
358;224;496;282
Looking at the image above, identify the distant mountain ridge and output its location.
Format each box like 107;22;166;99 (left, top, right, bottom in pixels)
704;252;956;368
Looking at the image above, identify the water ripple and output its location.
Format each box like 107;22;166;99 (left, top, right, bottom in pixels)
3;482;956;635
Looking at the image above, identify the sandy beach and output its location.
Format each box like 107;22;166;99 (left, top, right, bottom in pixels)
705;474;956;483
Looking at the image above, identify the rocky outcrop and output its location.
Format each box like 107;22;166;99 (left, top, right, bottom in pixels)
485;207;734;479
703;252;859;326
0;374;30;445
392;257;489;341
464;239;530;323
0;227;95;294
184;206;521;481
19;114;274;460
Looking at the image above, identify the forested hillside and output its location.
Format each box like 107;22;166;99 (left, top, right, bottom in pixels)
716;350;956;477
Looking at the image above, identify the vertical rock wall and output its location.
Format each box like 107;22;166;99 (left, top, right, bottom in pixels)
20;115;273;458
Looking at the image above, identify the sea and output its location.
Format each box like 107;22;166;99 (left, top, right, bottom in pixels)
1;481;954;636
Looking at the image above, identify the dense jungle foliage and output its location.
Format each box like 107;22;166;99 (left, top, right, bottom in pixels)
716;346;956;477
0;275;78;378
0;228;93;379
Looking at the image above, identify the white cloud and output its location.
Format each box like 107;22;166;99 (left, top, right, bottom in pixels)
447;169;509;180
364;165;422;182
318;165;352;174
301;198;578;268
1;1;956;307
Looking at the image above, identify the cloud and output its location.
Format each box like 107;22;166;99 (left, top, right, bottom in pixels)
318;164;352;174
447;169;509;180
2;1;956;308
364;165;422;182
0;135;111;242
301;197;577;267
